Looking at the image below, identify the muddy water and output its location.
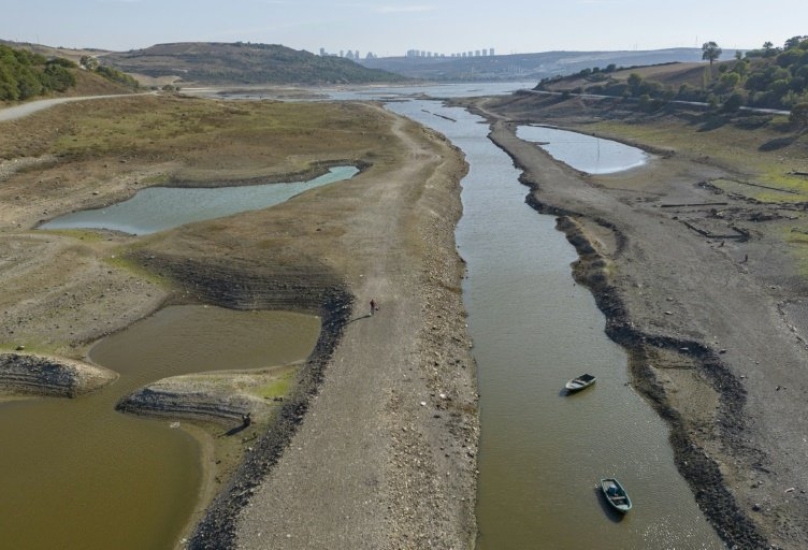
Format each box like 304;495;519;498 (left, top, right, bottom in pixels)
0;306;320;550
386;100;724;549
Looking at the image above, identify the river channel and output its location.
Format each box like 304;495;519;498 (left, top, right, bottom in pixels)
384;99;723;549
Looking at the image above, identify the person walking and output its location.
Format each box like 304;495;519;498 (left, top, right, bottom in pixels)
370;299;376;316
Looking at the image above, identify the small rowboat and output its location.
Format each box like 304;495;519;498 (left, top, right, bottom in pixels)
565;373;596;393
601;478;632;513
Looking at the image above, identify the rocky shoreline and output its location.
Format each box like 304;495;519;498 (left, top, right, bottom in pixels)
0;352;117;398
185;289;352;549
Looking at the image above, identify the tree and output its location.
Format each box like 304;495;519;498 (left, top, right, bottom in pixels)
784;36;808;50
722;92;744;112
790;102;808;131
718;71;741;92
763;41;775;57
80;55;99;71
702;41;723;65
627;72;642;88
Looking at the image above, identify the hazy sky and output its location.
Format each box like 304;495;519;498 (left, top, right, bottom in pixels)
3;0;805;57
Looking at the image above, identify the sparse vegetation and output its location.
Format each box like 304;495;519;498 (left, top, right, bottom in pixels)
536;35;808;117
100;42;408;86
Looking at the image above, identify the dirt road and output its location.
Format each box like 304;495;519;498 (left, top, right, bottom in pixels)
225;111;478;550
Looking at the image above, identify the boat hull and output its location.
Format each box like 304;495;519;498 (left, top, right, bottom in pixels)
565;373;596;393
600;478;632;513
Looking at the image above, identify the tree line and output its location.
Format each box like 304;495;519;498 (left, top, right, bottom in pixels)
0;44;77;101
0;44;141;102
536;36;808;127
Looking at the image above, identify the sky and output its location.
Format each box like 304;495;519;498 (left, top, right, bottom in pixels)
2;0;806;58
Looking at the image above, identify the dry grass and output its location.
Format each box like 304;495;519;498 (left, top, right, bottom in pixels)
586;117;808;198
0;94;389;180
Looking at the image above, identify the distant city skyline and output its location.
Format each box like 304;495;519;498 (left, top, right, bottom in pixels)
319;47;497;59
1;0;805;57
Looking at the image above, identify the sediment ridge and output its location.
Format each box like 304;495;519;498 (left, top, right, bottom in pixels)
0;352;118;398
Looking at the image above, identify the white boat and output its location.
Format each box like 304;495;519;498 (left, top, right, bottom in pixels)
565;373;596;393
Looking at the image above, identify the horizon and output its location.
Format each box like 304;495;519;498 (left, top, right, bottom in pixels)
1;1;804;58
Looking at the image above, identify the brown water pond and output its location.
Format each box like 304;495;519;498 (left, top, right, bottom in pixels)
0;305;320;550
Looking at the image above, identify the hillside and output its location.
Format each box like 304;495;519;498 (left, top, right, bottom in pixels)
0;43;137;102
360;48;712;82
536;36;808;112
99;42;409;86
0;39;110;64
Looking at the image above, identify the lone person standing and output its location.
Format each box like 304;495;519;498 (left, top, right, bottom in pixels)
370;299;376;316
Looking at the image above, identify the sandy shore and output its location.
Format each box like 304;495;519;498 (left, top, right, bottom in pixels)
465;92;808;549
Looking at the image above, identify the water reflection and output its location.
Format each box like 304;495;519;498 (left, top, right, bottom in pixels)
517;125;649;174
0;306;320;550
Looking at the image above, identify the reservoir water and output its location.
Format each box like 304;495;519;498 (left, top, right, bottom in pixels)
385;99;723;549
39;165;358;235
516;125;649;175
0;306;320;550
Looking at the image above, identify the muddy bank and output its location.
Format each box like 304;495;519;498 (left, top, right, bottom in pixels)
186;289;351;550
552;215;766;548
103;253;353;548
0;352;118;398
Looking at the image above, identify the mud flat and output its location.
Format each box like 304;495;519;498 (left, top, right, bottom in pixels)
464;92;808;550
